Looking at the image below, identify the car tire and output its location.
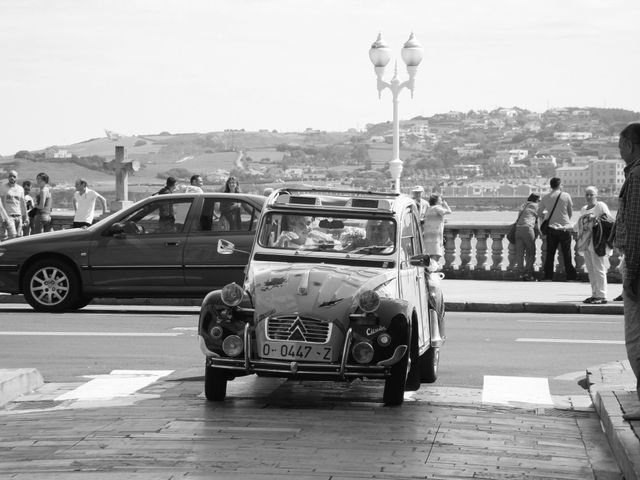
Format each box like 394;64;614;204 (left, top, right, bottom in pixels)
22;259;80;312
73;296;93;310
420;347;439;383
405;324;421;392
204;364;227;401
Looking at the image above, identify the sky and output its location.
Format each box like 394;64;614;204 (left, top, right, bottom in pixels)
1;0;639;155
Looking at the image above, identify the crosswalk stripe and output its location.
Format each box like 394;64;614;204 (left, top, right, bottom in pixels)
481;375;554;407
55;370;173;401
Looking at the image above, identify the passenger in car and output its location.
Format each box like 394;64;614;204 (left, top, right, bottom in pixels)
275;215;311;247
365;219;394;246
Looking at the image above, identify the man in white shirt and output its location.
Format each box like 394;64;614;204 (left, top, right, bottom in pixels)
0;170;28;239
185;174;204;193
72;179;108;228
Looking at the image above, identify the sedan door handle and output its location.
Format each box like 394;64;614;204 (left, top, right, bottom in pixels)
165;241;180;246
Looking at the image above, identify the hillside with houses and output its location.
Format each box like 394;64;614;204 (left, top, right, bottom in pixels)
2;107;639;201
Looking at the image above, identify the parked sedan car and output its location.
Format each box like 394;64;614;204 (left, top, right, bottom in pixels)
198;188;446;406
0;193;265;312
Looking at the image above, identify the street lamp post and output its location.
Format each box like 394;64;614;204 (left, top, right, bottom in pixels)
369;33;423;193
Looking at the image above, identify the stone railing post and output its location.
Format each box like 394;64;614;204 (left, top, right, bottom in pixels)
443;229;457;271
474;230;489;271
458;230;473;271
490;233;505;271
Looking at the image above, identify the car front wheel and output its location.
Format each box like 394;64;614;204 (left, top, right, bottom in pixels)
22;259;80;312
204;363;227;401
420;347;439;383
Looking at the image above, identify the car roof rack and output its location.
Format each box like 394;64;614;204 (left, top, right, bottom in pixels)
267;187;401;212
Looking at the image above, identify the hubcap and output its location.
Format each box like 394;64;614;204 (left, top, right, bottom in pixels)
30;267;70;306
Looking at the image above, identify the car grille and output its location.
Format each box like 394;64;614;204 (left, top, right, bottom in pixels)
266;316;331;343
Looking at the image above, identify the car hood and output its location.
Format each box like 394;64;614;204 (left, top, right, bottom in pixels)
247;261;396;322
0;227;90;247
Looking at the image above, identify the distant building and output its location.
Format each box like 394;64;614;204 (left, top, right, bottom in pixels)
530;153;557;169
553;132;593;140
556;159;625;195
44;148;73;159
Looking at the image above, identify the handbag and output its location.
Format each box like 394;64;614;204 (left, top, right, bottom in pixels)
540;193;562;235
507;208;525;244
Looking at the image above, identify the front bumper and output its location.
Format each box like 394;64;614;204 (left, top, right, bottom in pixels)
199;324;407;380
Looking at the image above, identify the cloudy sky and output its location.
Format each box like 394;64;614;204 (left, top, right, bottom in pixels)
1;0;639;155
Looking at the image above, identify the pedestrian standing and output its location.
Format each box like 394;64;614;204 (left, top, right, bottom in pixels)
0;170;27;239
612;123;640;421
22;180;34;236
185;174;204;193
423;193;451;260
72;178;108;228
32;172;53;234
574;186;612;304
155;177;177;231
221;176;242;230
0;194;14;241
538;177;577;281
514;193;540;281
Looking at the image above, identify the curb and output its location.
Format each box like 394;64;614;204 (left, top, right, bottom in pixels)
0;368;44;407
444;301;623;315
587;361;640;480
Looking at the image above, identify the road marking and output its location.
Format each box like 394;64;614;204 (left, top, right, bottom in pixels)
56;370;173;401
0;331;182;337
516;338;624;345
482;375;553;407
517;319;620;324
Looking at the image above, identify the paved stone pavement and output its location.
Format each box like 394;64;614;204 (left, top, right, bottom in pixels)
0;279;638;478
0;373;624;479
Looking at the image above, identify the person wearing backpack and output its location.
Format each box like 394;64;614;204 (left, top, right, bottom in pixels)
574;186;612;304
538;177;577;281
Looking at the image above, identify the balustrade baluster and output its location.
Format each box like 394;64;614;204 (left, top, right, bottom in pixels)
474;230;489;271
458;230;473;271
490;233;505;271
442;229;457;271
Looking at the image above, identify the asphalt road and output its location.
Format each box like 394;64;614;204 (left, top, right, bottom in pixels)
0;306;625;479
0;306;626;397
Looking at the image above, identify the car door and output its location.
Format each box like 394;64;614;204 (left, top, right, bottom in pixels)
398;207;428;348
183;197;261;289
87;198;193;291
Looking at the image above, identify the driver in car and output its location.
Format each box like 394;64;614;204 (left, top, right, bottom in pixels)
275;215;311;247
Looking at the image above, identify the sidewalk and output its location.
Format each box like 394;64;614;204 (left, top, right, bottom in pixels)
0;279;637;478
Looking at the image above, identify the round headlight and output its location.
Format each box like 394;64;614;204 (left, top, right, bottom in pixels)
222;335;244;357
357;290;380;313
221;283;244;307
352;342;374;364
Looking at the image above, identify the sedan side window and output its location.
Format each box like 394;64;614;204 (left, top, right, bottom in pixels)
199;199;259;232
120;199;192;235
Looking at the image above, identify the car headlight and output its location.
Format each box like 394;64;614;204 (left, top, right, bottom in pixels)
352;342;374;364
222;335;244;357
221;283;244;307
357;290;380;313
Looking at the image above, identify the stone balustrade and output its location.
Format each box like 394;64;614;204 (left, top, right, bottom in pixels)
47;213;620;283
442;221;622;282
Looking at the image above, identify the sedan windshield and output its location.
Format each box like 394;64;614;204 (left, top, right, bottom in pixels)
258;212;396;254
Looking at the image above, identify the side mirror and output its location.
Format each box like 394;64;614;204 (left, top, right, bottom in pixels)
217;239;235;255
409;254;440;272
107;222;126;237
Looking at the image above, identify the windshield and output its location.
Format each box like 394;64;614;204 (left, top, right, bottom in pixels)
258;212;396;255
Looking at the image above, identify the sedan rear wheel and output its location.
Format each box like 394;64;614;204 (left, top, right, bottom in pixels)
22;259;80;312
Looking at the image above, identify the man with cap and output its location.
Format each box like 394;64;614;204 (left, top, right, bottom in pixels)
411;185;428;226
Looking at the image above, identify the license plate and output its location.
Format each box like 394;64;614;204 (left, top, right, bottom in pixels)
261;342;332;362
